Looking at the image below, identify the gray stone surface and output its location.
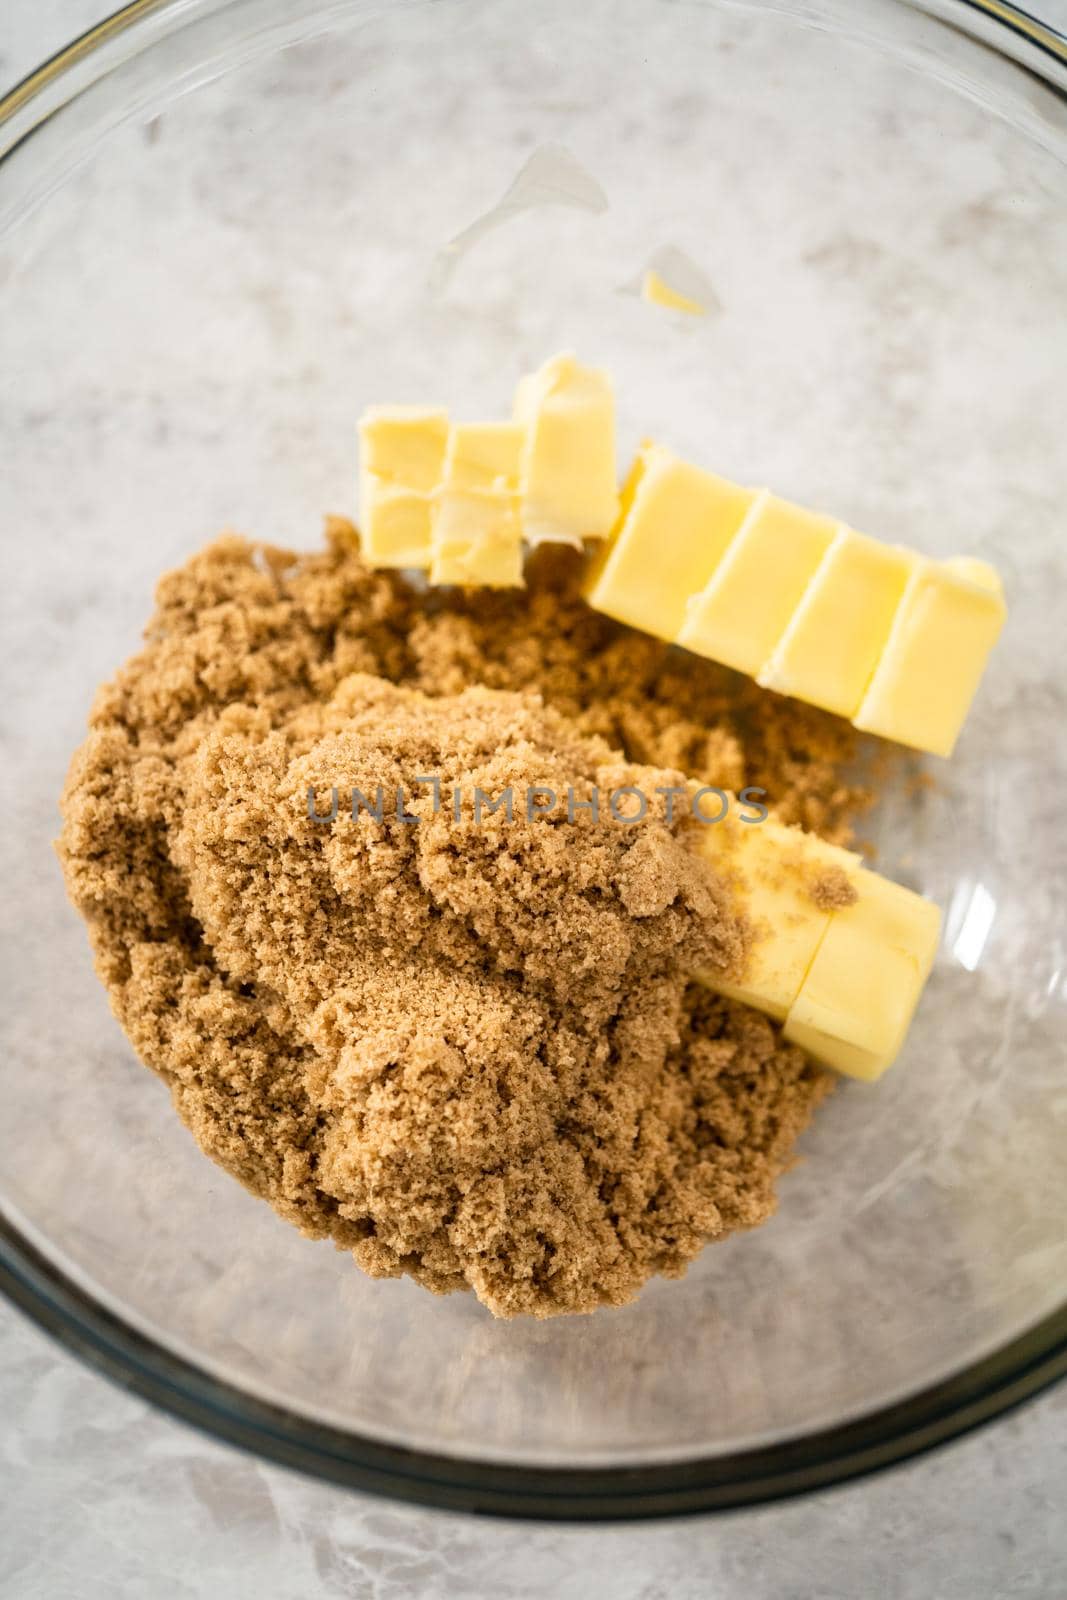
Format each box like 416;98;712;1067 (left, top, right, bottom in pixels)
2;4;1066;1597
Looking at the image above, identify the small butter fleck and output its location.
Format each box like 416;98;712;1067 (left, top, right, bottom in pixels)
642;268;708;317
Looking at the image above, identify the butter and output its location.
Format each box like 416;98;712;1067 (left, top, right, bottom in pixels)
430;421;525;588
783;869;942;1081
358;407;449;567
758;529;918;718
693;809;940;1078
694;808;862;1020
440;420;524;493
513;352;619;546
430;492;524;587
358;482;437;568
358;406;449;492
641;268;708;317
853;558;1007;757
583;443;755;641
678;493;838;676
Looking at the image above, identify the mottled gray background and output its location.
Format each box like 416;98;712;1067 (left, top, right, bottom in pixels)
2;3;1066;1596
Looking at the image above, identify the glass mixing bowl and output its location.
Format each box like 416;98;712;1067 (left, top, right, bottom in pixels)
1;0;1065;1520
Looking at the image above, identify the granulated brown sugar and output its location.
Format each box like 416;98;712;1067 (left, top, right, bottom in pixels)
808;866;860;911
58;522;853;1317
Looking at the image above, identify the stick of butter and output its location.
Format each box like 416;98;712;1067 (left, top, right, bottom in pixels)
852;557;1007;758
693;808;941;1080
580;442;1006;756
430;421;525;588
583;443;755;641
513;352;619;547
358;406;449;568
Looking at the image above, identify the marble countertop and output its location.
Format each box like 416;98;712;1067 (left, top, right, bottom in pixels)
2;4;1066;1596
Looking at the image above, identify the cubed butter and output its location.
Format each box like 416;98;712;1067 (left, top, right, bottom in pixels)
358;406;449;492
513;352;619;546
641;269;707;317
358;406;450;568
678;493;838;676
783;869;942;1080
429;421;525;587
692;807;862;1020
359;480;437;568
441;420;524;493
583;443;756;641
758;529;918;717
431;490;524;588
853;558;1007;757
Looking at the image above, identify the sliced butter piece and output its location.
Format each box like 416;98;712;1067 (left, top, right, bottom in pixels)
783;869;942;1081
642;268;707;317
758;529;918;717
513;352;619;546
693;807;862;1021
678;493;838;676
358;406;449;492
431;491;524;588
359;481;437;567
583;442;755;641
441;420;524;493
430;421;525;587
853;558;1006;757
357;406;450;568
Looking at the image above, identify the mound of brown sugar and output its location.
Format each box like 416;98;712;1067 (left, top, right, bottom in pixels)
57;521;861;1317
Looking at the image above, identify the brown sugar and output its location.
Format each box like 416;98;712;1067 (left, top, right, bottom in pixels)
808;866;860;911
57;521;859;1318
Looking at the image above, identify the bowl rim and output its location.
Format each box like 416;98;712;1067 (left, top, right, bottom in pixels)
1;0;1066;1522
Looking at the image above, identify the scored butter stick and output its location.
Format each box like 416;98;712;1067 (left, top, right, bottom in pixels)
580;438;1006;757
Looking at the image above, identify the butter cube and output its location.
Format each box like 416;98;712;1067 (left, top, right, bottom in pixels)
758;529;918;718
583;443;755;641
693;807;862;1020
853;558;1007;757
441;420;524;493
358;406;450;491
358;406;450;568
783;870;942;1080
513;352;619;546
359;481;437;568
678;493;838;676
431;491;524;588
430;422;525;588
